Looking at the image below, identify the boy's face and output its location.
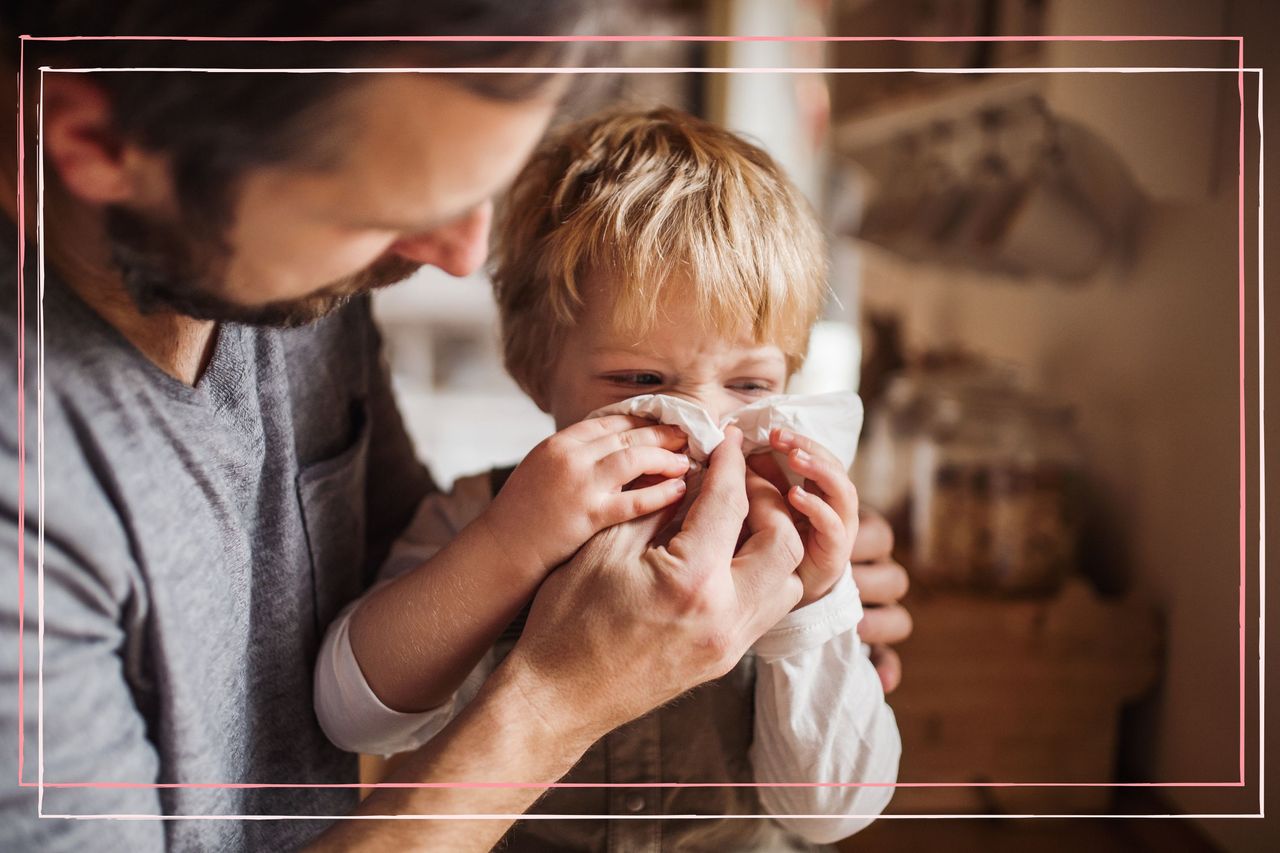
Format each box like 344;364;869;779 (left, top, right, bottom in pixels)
542;273;790;430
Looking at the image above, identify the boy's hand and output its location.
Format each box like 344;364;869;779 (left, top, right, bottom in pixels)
484;415;691;576
506;426;805;740
750;429;859;607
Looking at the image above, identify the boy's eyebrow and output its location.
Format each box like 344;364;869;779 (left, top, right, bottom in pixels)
724;352;790;372
588;347;663;361
589;343;659;356
588;346;786;369
732;352;787;366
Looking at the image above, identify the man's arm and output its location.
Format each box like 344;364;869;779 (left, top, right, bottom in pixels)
0;450;166;850
308;657;591;852
309;426;804;850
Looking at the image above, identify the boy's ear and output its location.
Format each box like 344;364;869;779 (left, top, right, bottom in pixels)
42;73;165;208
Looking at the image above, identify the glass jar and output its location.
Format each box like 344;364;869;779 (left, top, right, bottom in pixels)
906;379;1082;595
986;402;1082;594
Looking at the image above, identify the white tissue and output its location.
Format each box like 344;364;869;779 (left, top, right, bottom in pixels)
587;392;864;480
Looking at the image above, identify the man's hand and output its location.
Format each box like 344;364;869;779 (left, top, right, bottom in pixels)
500;426;805;743
483;415;691;576
850;508;912;693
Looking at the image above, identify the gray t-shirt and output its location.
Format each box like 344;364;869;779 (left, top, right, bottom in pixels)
0;235;434;851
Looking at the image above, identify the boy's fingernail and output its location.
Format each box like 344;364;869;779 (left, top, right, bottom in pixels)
675;478;687;492
778;430;794;444
793;449;811;464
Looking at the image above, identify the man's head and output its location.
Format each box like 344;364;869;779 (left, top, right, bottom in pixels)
13;1;598;325
490;106;830;426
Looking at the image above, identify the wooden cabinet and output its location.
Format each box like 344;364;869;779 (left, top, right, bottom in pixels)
885;579;1162;814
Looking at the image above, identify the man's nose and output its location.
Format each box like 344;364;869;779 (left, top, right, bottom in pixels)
387;200;493;277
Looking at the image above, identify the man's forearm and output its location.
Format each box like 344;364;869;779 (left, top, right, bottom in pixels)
307;658;594;853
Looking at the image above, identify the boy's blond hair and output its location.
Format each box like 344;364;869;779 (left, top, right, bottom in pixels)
491;106;829;403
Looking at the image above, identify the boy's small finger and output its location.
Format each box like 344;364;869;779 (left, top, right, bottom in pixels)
594;422;688;453
609;477;688;523
789;485;846;548
788;450;858;523
772;430;842;468
602;446;691;484
631;424;690;450
770;428;794;450
577;414;654;438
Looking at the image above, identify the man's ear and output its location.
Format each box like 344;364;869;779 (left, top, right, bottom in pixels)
42;73;136;205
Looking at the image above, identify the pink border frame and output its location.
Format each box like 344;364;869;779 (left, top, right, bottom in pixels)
11;33;1260;815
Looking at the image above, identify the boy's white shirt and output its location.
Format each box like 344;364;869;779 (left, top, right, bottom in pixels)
315;472;901;843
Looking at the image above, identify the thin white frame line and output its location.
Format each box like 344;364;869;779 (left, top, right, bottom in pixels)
27;59;1259;819
34;65;1269;74
1256;67;1266;820
35;69;46;821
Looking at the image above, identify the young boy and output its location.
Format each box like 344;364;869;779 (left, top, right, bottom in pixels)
315;106;900;851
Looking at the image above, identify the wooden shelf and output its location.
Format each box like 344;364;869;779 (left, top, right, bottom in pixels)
834;73;1045;155
885;578;1162;814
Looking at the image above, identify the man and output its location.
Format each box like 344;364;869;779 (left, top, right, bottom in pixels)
1;3;912;850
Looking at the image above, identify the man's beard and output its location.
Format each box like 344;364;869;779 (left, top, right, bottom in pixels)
104;206;423;328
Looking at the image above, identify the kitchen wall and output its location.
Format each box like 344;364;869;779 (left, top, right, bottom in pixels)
852;0;1270;843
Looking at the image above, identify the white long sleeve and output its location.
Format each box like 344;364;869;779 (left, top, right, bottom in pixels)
750;568;902;844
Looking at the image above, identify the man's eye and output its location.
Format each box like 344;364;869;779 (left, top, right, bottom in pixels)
607;373;664;387
730;381;775;394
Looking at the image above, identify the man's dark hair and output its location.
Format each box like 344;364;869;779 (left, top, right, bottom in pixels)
9;0;606;237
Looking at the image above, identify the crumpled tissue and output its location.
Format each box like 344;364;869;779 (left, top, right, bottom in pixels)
587;391;863;483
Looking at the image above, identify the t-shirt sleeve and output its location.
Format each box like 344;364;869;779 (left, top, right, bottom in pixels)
0;424;166;851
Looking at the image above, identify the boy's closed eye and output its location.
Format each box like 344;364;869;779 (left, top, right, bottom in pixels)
603;373;778;398
728;379;777;396
604;372;665;388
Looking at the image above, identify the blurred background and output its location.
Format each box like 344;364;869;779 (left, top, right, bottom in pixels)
371;1;1273;849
